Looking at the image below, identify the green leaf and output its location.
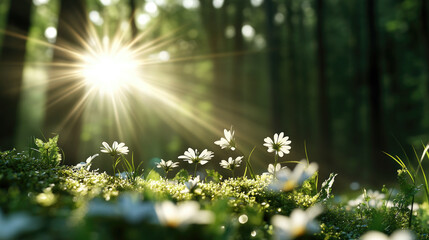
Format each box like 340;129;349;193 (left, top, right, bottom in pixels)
146;169;161;181
205;169;222;183
173;169;189;182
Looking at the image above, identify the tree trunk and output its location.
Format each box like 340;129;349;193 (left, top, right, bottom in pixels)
44;0;88;164
265;0;283;132
315;0;332;165
285;0;299;141
297;0;311;140
198;0;232;122
0;0;32;150
232;1;245;104
366;0;385;180
420;0;429;130
130;0;138;38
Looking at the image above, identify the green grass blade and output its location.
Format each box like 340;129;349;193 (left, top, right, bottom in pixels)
304;141;310;164
247;147;256;179
384;152;414;183
416;151;429;202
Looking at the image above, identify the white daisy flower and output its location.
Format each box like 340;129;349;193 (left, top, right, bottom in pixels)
116;172;129;179
214;128;236;151
73;154;99;171
348;189;393;209
184;175;200;192
156;159;179;173
100;141;129;156
270;160;318;192
360;230;415;240
265;163;287;176
272;205;323;240
155;201;214;228
219;156;243;170
263;132;291;157
178;148;214;165
87;193;156;224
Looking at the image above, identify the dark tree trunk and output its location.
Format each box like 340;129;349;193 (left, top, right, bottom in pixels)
0;0;32;150
285;0;299;141
297;0;311;139
420;0;429;130
198;0;231;121
44;0;88;164
349;0;368;179
366;0;385;179
130;0;138;38
265;0;283;132
421;0;429;62
232;1;245;104
315;0;332;165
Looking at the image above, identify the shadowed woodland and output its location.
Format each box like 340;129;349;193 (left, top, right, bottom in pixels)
0;0;429;188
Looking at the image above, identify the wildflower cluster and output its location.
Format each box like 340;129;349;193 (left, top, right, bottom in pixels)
1;132;427;239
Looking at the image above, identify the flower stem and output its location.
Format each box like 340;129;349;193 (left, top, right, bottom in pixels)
239;147;256;179
274;153;278;166
194;162;198;177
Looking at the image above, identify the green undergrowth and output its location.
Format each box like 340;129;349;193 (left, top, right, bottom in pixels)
1;145;429;239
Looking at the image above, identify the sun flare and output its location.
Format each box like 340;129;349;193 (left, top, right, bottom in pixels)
81;48;139;95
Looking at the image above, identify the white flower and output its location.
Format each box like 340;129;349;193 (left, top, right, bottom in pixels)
270;160;318;192
155;201;214;228
263;132;291;157
178;148;214;165
214;128;236;151
348;189;390;209
87;193;156;224
116;172;129;179
360;230;415;240
156;159;179;173
219;156;243;170
0;210;39;239
100;141;129;156
264;163;287;176
73;154;99;171
272;205;323;240
184;176;200;192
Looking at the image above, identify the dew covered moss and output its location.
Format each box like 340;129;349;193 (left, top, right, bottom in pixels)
1;148;429;240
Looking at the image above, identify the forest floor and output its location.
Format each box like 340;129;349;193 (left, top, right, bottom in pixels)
0;136;428;240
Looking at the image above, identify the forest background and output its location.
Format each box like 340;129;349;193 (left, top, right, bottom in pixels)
0;0;428;190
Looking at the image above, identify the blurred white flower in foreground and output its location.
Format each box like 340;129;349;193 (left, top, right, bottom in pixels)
73;154;99;171
155;201;214;228
0;210;39;239
87;194;156;224
157;159;179;173
100;141;129;156
219;156;243;170
214;128;236;151
271;205;323;240
179;148;214;165
36;186;57;207
360;230;415;240
263;132;291;157
270;160;318;192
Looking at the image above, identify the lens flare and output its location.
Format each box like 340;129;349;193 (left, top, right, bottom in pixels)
81;49;139;95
